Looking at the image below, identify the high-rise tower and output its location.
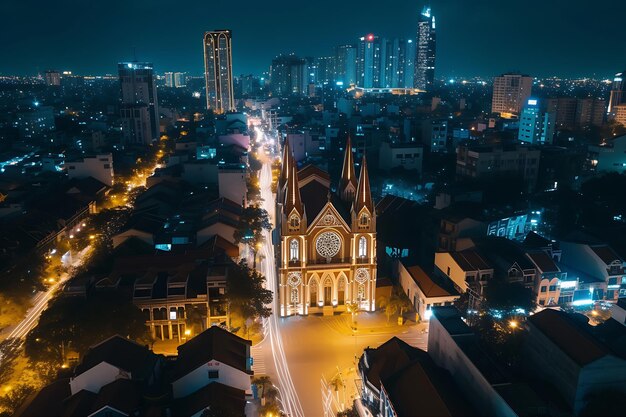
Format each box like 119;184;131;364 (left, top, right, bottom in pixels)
203;30;235;114
414;6;436;90
118;62;159;145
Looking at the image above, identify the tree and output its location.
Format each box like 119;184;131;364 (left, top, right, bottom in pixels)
0;384;34;416
483;280;534;316
377;286;413;323
225;260;273;332
337;407;359;417
234;205;272;269
25;292;151;364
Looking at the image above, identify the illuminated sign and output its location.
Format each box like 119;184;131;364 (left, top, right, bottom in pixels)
528;99;538;106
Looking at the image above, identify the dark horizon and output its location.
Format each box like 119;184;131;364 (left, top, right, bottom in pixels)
2;0;625;79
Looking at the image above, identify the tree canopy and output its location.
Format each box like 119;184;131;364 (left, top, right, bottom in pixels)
226;260;273;325
25;292;151;364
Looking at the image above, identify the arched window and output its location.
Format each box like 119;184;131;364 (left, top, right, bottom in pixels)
358;236;367;258
360;213;369;226
290;239;299;261
289;215;300;228
290;287;299;304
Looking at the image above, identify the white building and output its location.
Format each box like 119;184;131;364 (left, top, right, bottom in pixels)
66;153;114;186
434;249;493;294
397;261;459;321
588;134;626;174
518;99;555;145
171;326;252;399
491;73;533;115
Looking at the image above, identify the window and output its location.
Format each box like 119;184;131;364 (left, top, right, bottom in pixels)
446;267;451;276
549;285;558;292
608;277;618;286
290;239;299;261
357;284;365;300
540;286;547;293
289;215;300;228
360;214;369;226
290;287;299;304
208;370;219;379
359;236;367;258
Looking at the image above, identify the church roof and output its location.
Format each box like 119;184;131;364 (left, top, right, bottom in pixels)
284;160;303;216
354;155;374;214
339;136;357;193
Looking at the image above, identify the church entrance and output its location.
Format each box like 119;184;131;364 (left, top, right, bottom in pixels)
337;276;346;305
323;279;332;306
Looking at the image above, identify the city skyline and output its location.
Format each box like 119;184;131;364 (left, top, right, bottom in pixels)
2;0;626;79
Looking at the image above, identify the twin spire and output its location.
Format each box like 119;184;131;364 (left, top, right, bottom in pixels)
281;135;373;221
339;136;373;214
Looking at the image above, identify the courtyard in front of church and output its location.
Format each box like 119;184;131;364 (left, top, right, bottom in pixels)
253;311;429;416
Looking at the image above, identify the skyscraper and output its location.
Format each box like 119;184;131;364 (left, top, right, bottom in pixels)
164;72;174;87
335;44;357;86
118;62;159;146
608;71;626;115
491;73;533;115
44;70;61;86
357;34;382;88
270;55;306;96
403;39;416;88
203;30;235;114
414;6;436;90
174;72;186;88
381;38;414;88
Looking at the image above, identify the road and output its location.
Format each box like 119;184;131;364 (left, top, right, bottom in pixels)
255;127;305;417
0;245;91;365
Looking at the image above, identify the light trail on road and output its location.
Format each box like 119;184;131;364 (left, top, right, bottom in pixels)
0;245;91;363
256;128;305;417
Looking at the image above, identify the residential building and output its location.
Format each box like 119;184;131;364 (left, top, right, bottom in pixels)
357;34;382;88
203;30;235;114
613;103;626;127
174;72;186;88
414;6;436;90
456;144;541;192
429;306;546;417
546;97;605;129
588;134;626;174
336;44;357;86
66;153;114;187
13;105;55;138
44;70;61;86
164;71;174;87
397;261;459;321
518;99;555;145
525;250;567;306
378;141;423;174
118;62;160;145
270;54;306;96
491;73;533;116
422;119;448;152
277;137;377;316
359;337;474;417
171;326;253;398
525;309;626;414
560;241;626;301
434;249;493;294
608;70;626;115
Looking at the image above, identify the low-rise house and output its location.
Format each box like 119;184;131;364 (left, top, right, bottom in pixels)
397;261;459;321
560;240;626;301
171;326;253;399
525;309;626;414
434;249;493;295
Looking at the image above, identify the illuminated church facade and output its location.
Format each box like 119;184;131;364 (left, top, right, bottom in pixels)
277;137;377;317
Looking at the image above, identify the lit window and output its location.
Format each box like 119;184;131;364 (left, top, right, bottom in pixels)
290;239;299;261
290;287;299;304
359;236;367;258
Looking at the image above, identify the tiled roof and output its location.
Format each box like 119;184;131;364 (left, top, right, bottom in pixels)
590;245;621;265
173;326;252;381
406;265;454;298
528;309;611;366
526;251;560;273
173;382;246;417
362;337;426;390
449;249;491;272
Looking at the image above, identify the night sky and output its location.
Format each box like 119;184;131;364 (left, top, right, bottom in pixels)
2;0;625;78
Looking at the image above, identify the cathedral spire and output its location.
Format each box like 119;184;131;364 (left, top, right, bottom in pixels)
284;158;303;215
354;154;373;214
279;139;292;187
339;136;357;201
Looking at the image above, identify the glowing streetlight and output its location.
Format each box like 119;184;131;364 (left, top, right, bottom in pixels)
509;320;518;329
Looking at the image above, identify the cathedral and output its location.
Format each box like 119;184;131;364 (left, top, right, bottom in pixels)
276;137;377;317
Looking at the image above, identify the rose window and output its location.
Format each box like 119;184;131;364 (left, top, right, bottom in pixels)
355;268;369;284
287;272;302;287
316;231;341;259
